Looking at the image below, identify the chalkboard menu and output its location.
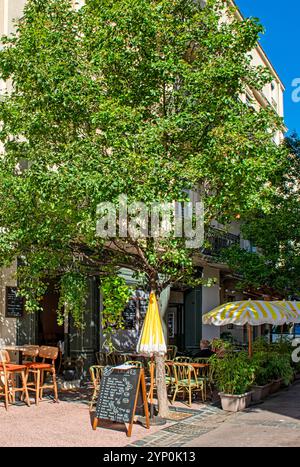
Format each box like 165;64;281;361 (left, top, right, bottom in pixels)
122;289;149;330
123;299;137;329
5;287;24;318
93;366;149;437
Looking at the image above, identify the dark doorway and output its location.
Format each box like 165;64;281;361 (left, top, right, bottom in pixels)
166;304;185;352
38;280;63;346
184;286;202;354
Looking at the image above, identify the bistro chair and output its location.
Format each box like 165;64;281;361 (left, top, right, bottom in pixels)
0;350;11;410
193;358;213;399
172;363;205;407
95;351;106;366
0;349;30;408
25;346;59;405
22;346;39;364
165;362;176;399
124;360;144;368
89;365;104;411
106;352;117;366
193;357;210;364
173;356;192;363
166;345;177;361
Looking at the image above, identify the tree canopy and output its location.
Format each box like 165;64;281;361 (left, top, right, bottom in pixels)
0;0;286;320
223;133;300;298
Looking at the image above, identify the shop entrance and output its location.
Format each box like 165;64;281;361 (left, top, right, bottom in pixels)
166;304;185;352
38;281;64;347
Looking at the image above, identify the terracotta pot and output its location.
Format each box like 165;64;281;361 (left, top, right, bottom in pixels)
269;378;283;394
251;382;272;402
219;392;252;412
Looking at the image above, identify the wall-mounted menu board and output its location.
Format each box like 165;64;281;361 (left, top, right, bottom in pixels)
5;286;24;318
93;366;149;437
122;289;149;330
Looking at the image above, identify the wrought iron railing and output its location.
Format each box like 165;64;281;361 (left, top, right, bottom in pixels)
201;228;240;256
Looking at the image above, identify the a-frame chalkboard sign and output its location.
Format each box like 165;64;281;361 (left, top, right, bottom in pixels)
92;366;150;437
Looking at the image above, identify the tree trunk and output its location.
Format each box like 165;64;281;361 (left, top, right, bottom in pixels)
155;353;170;418
152;287;170;418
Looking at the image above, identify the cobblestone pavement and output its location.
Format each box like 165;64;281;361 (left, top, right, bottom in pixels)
129;406;230;447
129;381;300;447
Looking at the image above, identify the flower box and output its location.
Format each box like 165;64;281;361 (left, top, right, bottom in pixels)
219;392;252;412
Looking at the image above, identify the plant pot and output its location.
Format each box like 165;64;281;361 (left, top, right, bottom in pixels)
251;382;273;402
219;392;252;412
269;378;283;394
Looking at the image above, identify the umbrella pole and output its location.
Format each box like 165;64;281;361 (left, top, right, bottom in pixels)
150;354;154;419
247;324;253;357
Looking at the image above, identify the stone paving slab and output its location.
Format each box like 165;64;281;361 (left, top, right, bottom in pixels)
130;383;300;447
128;405;226;447
184;382;300;447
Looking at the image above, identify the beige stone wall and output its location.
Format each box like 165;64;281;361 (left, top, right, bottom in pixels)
0;262;17;345
202;266;221;340
0;1;26;346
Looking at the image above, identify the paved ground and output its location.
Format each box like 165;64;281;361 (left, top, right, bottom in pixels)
1;382;300;447
185;381;300;447
130;380;300;448
0;386;207;447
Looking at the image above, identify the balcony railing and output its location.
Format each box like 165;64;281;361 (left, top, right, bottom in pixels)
201;228;240;257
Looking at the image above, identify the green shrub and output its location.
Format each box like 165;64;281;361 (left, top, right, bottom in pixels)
271;338;293;356
251;351;271;386
253;337;270;353
266;352;294;385
210;351;255;395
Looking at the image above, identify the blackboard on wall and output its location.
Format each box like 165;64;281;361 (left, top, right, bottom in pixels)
5;287;24;318
122;289;149;330
93;366;149;436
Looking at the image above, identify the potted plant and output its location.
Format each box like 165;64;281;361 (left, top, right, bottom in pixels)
211;338;233;358
210;351;255;412
267;353;293;394
251;351;273;402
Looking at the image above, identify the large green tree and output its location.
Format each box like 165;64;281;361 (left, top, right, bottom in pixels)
223;133;300;299
0;0;286;415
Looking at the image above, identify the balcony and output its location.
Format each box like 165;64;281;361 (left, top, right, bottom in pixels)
201;228;240;257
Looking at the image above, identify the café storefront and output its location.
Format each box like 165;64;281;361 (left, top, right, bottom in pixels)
1;264;223;373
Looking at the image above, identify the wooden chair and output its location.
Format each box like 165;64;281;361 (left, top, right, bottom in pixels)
192;358;212;400
193;357;210;364
173;356;192;363
166;345;178;360
165;362;176;399
95;351;107;366
25;346;59;405
0;349;30;408
22;346;39;363
124;360;144;368
106;352;117;366
172;363;205;407
0;350;10;410
89;365;104;411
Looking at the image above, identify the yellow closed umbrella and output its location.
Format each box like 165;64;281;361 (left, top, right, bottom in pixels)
137;291;167;419
137;291;167;354
202;300;297;356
